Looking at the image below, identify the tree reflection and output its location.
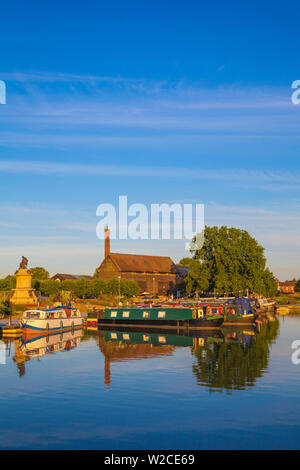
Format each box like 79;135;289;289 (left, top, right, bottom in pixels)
192;320;279;393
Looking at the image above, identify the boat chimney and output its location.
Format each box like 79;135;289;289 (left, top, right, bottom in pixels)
104;226;110;258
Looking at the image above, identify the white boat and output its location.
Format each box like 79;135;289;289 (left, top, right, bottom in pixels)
19;329;83;359
257;298;276;311
21;306;84;336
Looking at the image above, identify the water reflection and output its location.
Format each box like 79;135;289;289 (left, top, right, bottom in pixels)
90;318;280;391
192;320;280;392
9;329;84;377
2;314;280;394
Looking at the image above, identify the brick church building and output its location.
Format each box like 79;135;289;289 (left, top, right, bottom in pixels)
96;228;178;295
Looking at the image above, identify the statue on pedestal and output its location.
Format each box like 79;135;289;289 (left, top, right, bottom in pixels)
19;256;28;269
10;257;38;306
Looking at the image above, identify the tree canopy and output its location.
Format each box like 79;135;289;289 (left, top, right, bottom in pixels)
37;277;139;299
295;279;300;293
182;226;277;296
31;267;50;280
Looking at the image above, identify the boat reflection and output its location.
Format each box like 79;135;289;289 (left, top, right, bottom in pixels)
90;321;279;391
192;320;280;392
12;329;84;377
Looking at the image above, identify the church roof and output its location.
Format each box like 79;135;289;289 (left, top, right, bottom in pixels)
107;253;176;274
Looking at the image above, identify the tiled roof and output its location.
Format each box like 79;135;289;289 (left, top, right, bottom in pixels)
51;273;93;281
108;253;176;274
278;280;296;286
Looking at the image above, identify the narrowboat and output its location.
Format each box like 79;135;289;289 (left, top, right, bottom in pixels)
222;297;258;325
21;306;84;336
102;328;226;347
98;306;224;330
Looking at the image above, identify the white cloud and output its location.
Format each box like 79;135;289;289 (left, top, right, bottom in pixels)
0;159;299;187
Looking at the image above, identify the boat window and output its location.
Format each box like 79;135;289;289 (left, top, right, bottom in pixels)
143;335;150;342
143;311;150;318
158;336;166;343
122;333;130;340
122;311;130;318
25;311;41;319
110;311;117;318
158;311;166;318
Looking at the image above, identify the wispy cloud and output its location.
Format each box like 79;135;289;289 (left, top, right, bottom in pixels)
0;73;296;149
0;159;299;187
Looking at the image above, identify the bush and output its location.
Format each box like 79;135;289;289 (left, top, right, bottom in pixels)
39;279;60;296
0;275;16;291
0;299;12;316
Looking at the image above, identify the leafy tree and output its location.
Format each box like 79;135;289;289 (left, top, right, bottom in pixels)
121;279;140;297
72;278;94;298
261;268;278;297
39;279;60;296
60;279;77;291
38;277;139;299
295;279;300;293
90;279;107;297
0;299;12;316
0;275;16;291
185;260;210;294
186;226;277;296
178;257;194;267
31;267;49;280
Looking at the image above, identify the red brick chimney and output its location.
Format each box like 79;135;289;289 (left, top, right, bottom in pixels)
104;226;110;258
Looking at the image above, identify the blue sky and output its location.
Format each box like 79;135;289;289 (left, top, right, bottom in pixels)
0;0;300;279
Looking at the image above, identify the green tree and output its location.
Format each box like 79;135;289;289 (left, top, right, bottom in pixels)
0;275;16;291
185;260;210;294
121;279;140;297
39;279;60;296
295;279;300;292
31;267;50;280
186;226;277;296
0;299;12;316
178;257;194;267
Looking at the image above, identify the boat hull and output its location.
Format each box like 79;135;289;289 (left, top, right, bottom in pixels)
98;316;224;330
222;313;257;325
21;317;84;337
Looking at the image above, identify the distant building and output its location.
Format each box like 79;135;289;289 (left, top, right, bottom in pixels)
96;227;180;295
51;274;93;282
276;280;296;293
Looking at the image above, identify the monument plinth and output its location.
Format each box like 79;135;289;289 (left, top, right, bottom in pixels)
10;257;38;306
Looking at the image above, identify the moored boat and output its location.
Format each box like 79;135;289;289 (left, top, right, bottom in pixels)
98;306;224;330
257;297;276;311
21;306;84;336
222;297;258;325
19;328;83;358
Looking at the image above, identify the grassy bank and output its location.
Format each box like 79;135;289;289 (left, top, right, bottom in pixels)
275;294;300;305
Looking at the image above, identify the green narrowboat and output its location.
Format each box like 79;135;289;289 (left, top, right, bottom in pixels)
104;329;194;347
98;306;224;330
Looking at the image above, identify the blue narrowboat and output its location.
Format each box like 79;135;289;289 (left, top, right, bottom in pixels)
222;297;258;325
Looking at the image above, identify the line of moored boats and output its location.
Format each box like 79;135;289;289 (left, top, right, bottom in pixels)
18;296;276;337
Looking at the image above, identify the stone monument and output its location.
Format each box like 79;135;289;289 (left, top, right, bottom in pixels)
10;256;38;306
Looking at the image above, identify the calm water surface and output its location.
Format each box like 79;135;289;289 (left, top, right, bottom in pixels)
0;316;299;449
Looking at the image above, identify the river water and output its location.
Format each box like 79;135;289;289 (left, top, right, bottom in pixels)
0;315;299;449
